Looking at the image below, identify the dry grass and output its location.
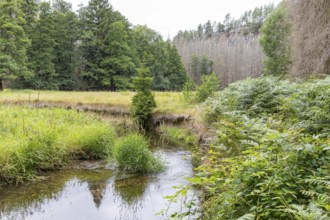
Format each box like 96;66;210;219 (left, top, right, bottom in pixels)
0;90;194;114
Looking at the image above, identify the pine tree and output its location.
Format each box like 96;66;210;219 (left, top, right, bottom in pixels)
166;44;188;90
52;0;80;90
81;0;136;90
28;2;57;89
0;0;30;90
131;66;156;129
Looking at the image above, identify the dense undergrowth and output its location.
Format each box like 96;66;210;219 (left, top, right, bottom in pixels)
194;77;330;219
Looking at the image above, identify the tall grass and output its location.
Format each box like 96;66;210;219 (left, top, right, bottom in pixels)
113;133;164;173
0;106;115;184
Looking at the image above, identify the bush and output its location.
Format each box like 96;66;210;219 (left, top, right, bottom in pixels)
113;133;164;173
131;66;156;129
260;3;291;76
188;76;330;219
196;72;220;102
182;78;196;104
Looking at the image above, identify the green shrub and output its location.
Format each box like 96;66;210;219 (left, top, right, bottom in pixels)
185;76;330;219
182;78;196;104
131;66;156;129
113;133;164;173
260;3;291;76
196;72;220;103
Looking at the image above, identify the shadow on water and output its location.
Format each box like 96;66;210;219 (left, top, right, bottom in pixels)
0;137;197;220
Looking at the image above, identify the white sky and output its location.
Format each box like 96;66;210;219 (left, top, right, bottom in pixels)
70;0;282;39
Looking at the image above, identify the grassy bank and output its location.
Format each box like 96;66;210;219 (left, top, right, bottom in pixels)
0;106;116;185
192;77;330;219
0;91;192;114
0;105;166;186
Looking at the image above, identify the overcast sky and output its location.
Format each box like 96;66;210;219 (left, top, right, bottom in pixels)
70;0;282;39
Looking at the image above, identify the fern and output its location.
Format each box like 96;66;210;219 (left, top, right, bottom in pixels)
283;203;329;220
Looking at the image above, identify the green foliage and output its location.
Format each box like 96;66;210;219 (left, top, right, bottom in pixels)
260;4;291;76
182;78;196;104
80;0;136;91
131;66;156;129
1;0;187;91
133;26;188;91
196;72;220;102
112;133;164;173
189;54;213;85
0;0;30;90
161;125;197;146
27;2;57;89
181;76;330;219
69;124;115;159
166;44;188;90
0;106;116;184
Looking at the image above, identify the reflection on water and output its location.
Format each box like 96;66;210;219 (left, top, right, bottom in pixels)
0;141;196;220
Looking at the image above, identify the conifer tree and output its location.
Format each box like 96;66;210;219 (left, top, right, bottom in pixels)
81;0;136;90
28;2;57;89
0;0;30;90
52;0;80;90
131;66;156;129
166;44;188;90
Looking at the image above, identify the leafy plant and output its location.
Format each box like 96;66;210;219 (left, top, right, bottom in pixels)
196;72;220;102
177;76;330;219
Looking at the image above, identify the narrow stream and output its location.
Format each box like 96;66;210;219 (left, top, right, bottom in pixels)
0;138;197;220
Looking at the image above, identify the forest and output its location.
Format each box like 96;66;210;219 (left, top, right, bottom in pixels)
0;0;187;91
0;0;329;219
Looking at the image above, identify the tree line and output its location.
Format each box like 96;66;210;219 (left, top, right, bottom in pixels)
174;3;275;41
173;4;275;87
0;0;188;91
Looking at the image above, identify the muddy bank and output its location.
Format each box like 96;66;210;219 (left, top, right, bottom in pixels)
2;100;195;128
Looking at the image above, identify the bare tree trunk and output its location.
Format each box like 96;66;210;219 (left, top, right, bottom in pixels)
0;79;3;91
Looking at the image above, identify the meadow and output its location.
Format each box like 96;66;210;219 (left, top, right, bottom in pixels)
0;90;192;114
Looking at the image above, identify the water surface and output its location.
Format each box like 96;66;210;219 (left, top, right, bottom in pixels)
0;140;196;220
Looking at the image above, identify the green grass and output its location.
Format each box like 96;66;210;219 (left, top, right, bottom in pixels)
160;125;197;146
0;106;115;184
113;133;164;173
0;90;193;114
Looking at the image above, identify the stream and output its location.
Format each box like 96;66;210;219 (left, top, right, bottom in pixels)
0;138;197;220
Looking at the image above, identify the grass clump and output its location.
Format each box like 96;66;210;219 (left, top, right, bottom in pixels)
0;106;116;184
113;133;164;173
161;125;197;146
68;124;115;159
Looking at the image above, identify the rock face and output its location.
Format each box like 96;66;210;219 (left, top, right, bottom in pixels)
173;31;264;87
